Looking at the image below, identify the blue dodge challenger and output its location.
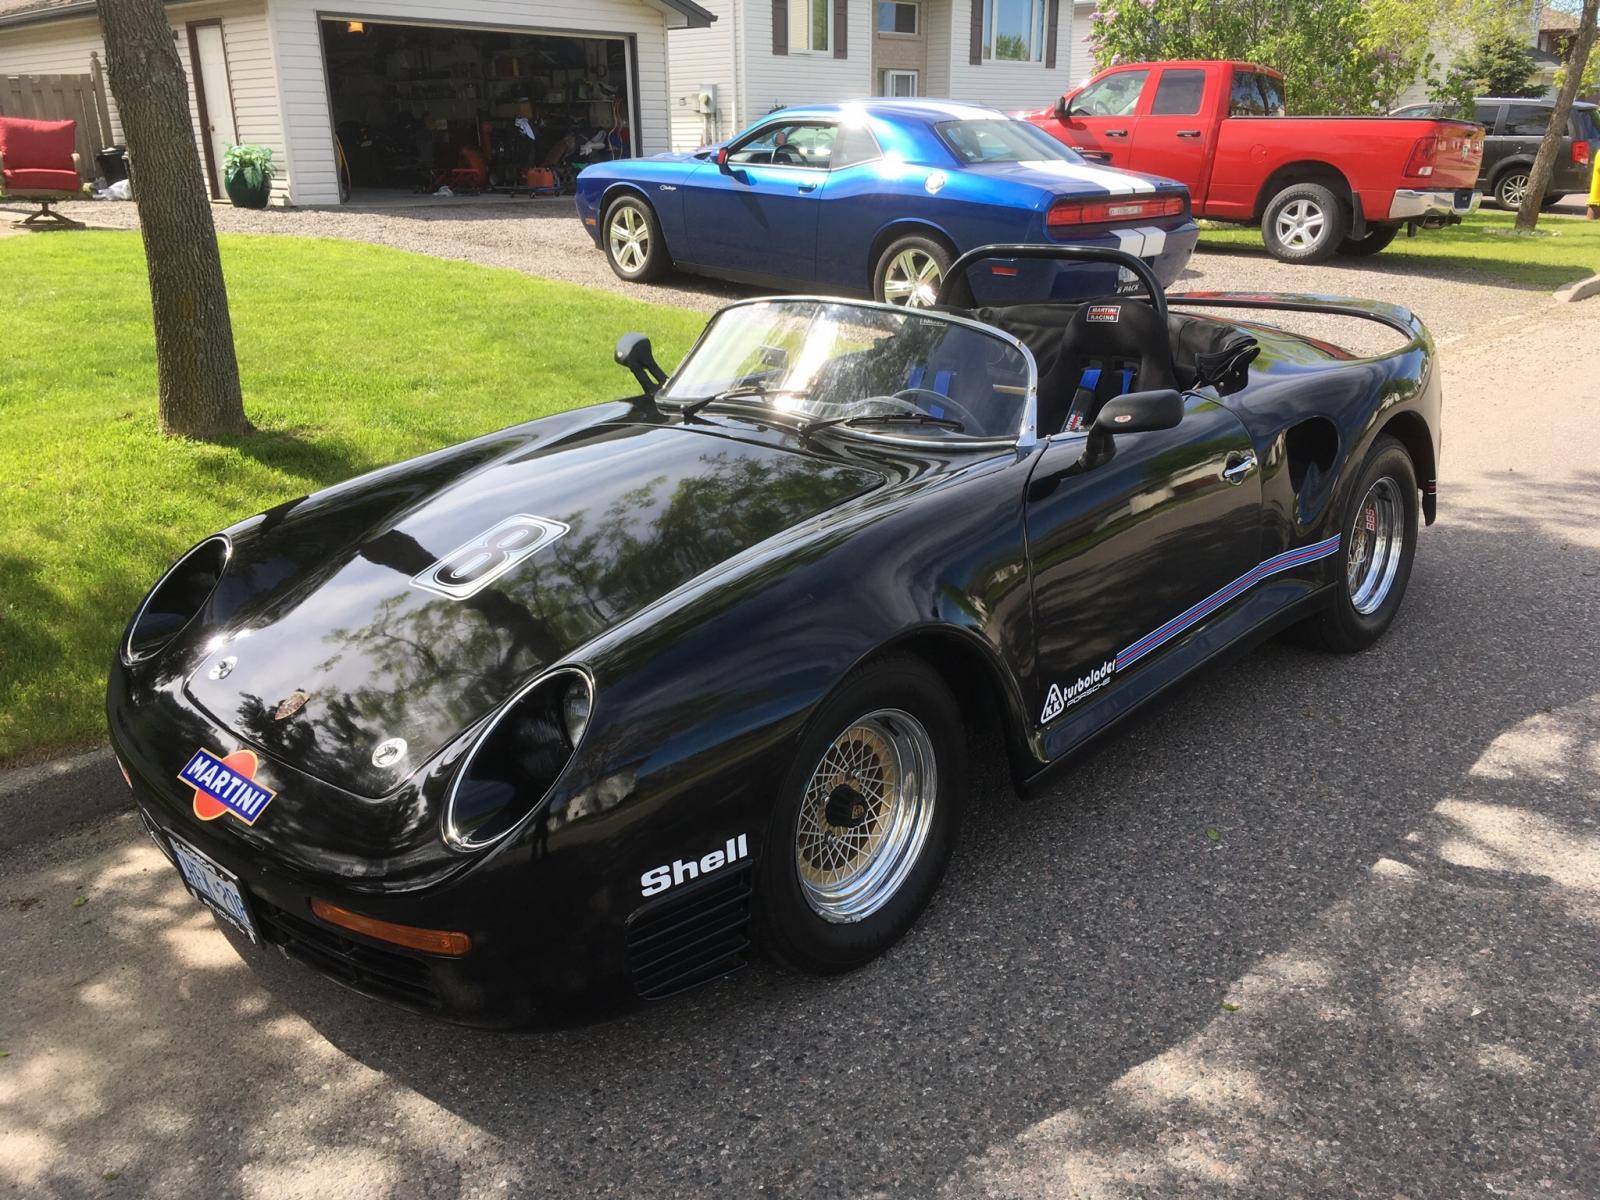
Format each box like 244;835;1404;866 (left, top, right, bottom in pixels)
574;99;1198;306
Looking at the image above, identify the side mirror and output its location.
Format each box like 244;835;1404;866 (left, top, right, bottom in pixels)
615;333;667;396
1054;94;1071;122
715;146;731;172
1081;389;1184;467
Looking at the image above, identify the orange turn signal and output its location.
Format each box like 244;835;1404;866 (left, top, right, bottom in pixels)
309;898;472;957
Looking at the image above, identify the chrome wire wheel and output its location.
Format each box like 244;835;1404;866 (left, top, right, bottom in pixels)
882;248;943;308
1500;172;1530;208
607;204;649;273
795;709;937;923
1275;198;1326;252
1347;477;1405;615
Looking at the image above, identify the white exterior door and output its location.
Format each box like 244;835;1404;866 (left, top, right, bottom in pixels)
191;23;237;196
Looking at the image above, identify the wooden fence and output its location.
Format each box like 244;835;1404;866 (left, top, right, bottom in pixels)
0;55;115;174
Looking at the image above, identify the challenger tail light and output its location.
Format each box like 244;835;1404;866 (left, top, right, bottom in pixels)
1047;195;1185;226
1573;140;1591;167
309;899;471;956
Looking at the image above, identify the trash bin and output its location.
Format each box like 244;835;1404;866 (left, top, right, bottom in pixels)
95;145;128;184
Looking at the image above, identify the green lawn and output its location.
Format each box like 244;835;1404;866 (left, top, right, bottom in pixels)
1197;210;1600;288
0;232;704;766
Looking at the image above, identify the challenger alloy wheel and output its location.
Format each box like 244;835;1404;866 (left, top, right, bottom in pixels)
603;196;669;282
795;709;937;923
757;655;965;974
874;235;953;308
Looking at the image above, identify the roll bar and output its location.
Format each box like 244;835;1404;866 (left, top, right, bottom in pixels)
937;243;1167;320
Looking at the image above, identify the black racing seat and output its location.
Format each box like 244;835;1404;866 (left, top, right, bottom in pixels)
974;298;1179;436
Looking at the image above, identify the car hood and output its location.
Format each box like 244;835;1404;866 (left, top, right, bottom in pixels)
183;419;883;799
964;158;1183;198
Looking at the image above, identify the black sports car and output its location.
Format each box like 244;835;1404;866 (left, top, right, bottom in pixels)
108;246;1441;1028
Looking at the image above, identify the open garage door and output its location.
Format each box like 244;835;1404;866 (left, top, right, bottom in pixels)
320;17;634;200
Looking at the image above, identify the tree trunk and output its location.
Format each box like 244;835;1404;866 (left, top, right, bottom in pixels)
1514;0;1598;232
99;0;250;439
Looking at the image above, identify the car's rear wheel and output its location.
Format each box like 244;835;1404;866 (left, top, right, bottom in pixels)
1494;168;1532;211
1336;225;1399;257
1540;193;1568;211
603;195;669;282
756;655;965;974
1261;182;1349;264
1292;435;1419;653
873;235;952;308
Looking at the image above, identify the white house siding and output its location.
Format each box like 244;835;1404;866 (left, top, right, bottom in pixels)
738;0;872;115
668;0;738;148
268;0;677;205
1067;0;1096;91
922;0;951;98
942;0;1077;112
0;1;288;201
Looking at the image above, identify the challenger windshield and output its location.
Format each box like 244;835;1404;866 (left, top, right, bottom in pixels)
660;300;1034;441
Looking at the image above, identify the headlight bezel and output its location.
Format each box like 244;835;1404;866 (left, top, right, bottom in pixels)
442;665;595;853
122;534;232;666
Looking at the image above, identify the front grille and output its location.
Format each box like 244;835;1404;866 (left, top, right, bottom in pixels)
625;866;752;1000
255;899;442;1010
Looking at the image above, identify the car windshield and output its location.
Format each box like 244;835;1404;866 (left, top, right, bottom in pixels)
659;300;1034;441
937;119;1085;165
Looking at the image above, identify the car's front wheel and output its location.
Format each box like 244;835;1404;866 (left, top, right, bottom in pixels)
873;235;952;308
1494;168;1532;210
756;655;966;974
603;195;669;282
1292;434;1419;653
1261;182;1349;264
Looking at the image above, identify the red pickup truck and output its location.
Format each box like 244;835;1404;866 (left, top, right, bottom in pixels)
1020;60;1485;263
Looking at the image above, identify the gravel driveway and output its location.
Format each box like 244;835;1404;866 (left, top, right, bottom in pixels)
35;194;1563;350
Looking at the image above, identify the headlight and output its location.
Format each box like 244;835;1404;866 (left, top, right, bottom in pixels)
123;535;231;664
444;667;593;851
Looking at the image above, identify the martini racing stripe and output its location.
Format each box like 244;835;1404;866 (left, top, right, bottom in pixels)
1115;536;1342;670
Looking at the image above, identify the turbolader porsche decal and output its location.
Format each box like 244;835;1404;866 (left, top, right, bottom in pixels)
1041;536;1343;724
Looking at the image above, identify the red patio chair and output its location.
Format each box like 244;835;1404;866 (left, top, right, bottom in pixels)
0;117;85;230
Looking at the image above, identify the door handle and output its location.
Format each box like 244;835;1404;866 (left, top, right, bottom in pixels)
1221;451;1257;484
1176;130;1201;138
1105;129;1128;138
797;181;818;192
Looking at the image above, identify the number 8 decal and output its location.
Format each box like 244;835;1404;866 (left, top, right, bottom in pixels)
411;515;570;600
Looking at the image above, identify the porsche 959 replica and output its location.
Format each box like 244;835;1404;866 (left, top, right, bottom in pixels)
108;245;1440;1028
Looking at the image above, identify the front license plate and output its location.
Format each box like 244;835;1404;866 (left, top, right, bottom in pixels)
168;834;259;945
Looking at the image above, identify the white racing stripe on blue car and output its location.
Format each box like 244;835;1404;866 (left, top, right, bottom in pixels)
1018;160;1157;194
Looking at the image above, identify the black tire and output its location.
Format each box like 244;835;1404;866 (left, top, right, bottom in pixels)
1335;225;1399;257
1493;167;1532;211
755;655;966;974
601;195;670;283
1540;193;1568;211
1261;182;1350;264
872;234;954;308
1292;435;1419;653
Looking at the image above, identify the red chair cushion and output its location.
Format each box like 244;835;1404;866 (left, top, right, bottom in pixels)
3;167;80;192
0;117;78;171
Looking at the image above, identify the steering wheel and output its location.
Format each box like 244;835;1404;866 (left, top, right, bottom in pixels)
772;144;804;166
892;388;982;433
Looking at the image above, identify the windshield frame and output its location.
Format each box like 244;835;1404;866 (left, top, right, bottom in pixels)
658;296;1041;450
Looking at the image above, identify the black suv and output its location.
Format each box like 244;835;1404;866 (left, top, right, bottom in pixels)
1392;98;1599;209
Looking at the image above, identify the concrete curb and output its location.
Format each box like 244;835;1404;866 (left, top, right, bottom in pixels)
1554;274;1600;303
0;746;127;851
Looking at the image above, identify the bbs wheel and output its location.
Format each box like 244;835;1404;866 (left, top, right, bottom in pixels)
603;195;669;282
1292;434;1419;653
1261;182;1349;264
756;655;966;974
873;234;953;308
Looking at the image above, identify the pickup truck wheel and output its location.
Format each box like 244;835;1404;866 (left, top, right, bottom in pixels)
1262;183;1349;264
1335;225;1399;257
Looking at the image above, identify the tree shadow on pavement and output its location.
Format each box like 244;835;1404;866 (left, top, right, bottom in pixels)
3;475;1597;1198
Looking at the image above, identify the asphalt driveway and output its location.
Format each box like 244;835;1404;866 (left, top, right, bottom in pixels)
0;267;1596;1196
